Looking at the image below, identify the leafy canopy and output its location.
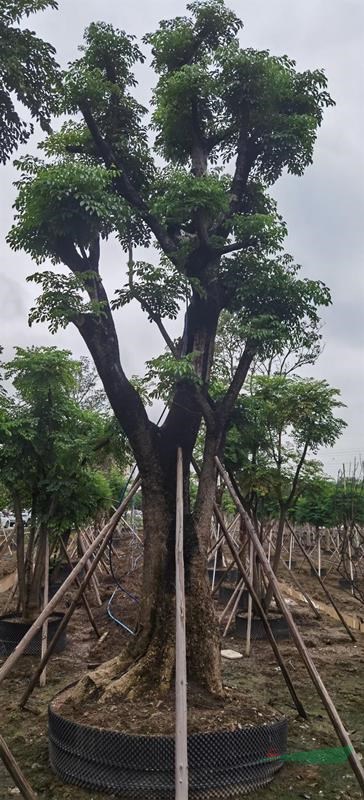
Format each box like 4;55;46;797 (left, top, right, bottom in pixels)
0;347;116;531
6;1;335;435
0;0;60;163
225;375;346;509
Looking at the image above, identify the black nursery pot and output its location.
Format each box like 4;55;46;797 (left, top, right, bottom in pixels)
49;697;288;799
0;611;67;657
208;566;239;586
310;566;327;577
235;612;291;641
219;583;249;612
338;578;354;590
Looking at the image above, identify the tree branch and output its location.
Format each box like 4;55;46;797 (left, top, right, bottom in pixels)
218;341;257;425
79;101;178;260
229;130;256;216
286;441;310;507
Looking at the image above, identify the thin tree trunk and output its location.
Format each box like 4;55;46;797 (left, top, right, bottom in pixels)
264;510;286;610
13;497;25;617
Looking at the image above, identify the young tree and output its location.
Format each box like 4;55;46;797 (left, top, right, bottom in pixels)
225;375;346;607
0;0;60;164
0;347;113;618
8;1;334;697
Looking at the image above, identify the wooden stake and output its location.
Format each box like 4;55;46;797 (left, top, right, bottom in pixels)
0;478;141;688
216;458;364;795
175;448;188;800
59;539;100;638
318;532;321;577
211;500;307;718
0;735;37;800
19;480;141;708
348;537;354;596
288;531;293;570
219;577;244;622
79;534;102;607
39;537;49;688
285;520;356;642
246;539;254;657
280;558;321;620
223;580;245;638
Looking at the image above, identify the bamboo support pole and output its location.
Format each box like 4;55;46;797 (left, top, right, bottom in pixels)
223;580;245;638
175;449;188;800
207;514;240;560
288;531;293;570
348;537;354;596
318;533;321;577
59;539;100;638
39;537;49;688
19;480;141;708
280;558;321;619
0;479;141;688
79;534;102;607
285;520;356;642
246;539;254;657
81;530;107;574
213;501;306;718
219;577;244;623
0;735;37;800
216;458;364;795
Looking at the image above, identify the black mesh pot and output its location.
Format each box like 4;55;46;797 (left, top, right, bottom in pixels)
0;612;67;657
219;584;249;612
235;613;291;641
338;578;354;590
208;567;239;586
49;700;288;799
310;567;327;577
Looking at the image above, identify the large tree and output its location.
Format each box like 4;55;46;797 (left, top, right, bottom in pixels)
8;0;334;698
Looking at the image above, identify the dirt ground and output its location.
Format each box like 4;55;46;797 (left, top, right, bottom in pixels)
0;543;363;800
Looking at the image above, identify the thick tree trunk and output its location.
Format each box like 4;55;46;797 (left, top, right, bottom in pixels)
74;451;222;705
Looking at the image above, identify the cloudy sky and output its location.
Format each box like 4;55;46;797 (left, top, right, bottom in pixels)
1;0;363;477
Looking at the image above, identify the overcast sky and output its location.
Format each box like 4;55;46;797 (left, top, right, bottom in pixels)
1;0;363;477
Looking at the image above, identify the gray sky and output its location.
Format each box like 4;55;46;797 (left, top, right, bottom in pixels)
1;0;363;477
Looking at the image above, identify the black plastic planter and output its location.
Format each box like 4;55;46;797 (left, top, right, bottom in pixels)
208;567;239;586
219;584;249;612
310;567;327;577
235;613;291;641
0;612;67;657
49;700;288;799
338;578;354;590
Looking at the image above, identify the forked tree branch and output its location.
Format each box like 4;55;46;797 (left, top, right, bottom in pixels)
79;101;178;260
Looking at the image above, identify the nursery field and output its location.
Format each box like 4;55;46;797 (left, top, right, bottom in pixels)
0;544;363;800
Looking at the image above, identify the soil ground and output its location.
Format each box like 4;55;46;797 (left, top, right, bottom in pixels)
0;538;363;800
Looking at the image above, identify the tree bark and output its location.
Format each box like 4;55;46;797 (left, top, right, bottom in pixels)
75;455;222;704
13;497;25;616
263;509;286;610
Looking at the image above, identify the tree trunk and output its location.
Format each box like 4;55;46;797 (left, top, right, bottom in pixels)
13;497;25;616
26;522;48;619
263;510;286;611
74;450;222;705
